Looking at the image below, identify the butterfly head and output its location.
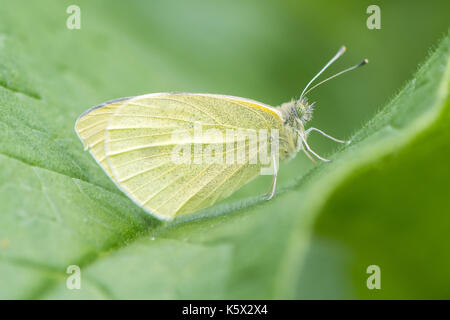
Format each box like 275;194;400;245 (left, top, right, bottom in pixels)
294;97;315;123
279;97;315;126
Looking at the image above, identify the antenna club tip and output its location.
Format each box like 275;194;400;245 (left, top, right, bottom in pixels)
357;58;369;67
340;45;347;52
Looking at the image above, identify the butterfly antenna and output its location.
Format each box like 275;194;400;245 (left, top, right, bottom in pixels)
303;58;369;97
299;45;346;100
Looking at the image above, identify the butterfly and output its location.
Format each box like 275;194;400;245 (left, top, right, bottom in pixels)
75;46;367;220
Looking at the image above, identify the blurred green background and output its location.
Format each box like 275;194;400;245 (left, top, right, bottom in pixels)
0;0;448;299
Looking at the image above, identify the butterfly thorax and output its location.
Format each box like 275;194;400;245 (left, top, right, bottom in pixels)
276;98;314;161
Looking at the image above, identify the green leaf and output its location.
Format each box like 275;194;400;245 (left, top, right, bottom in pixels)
0;1;448;299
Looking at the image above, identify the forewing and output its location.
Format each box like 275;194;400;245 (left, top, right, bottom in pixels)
105;93;283;220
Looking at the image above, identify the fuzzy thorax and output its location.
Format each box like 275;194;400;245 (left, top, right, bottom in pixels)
276;98;315;161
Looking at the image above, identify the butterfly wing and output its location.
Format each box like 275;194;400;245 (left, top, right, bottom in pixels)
75;97;132;179
77;93;283;220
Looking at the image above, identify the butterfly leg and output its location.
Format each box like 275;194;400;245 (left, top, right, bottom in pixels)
301;142;317;164
302;138;331;162
305;127;351;145
265;152;278;200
